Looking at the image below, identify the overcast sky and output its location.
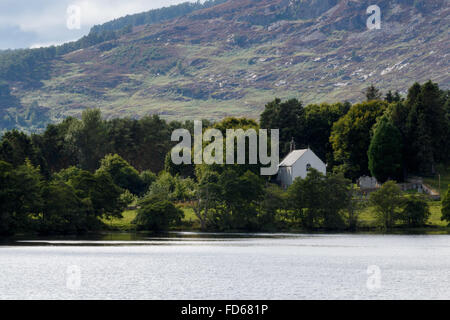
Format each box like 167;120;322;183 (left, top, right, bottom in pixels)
0;0;194;50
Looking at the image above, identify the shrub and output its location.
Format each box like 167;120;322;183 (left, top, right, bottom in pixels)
134;196;183;231
399;195;431;227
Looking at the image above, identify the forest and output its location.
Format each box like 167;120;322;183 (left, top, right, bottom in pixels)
0;81;449;236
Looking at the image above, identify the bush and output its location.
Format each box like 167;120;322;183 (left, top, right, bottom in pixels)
133;196;183;231
399;195;431;227
369;181;403;229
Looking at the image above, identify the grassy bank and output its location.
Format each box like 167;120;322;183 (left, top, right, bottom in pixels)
105;201;448;233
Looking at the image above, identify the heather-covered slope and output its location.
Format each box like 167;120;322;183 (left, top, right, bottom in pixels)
2;0;449;131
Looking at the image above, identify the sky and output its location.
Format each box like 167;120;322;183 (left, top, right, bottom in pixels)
0;0;194;50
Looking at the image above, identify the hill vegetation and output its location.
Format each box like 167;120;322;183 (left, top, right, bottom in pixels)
0;0;448;132
0;81;449;236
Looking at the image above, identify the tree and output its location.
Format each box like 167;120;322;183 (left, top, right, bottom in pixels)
322;173;352;229
92;171;130;219
259;184;287;230
0;130;43;169
218;169;264;230
31;118;78;173
41;181;91;234
364;84;383;101
399;195;430;227
140;170;157;192
405;81;447;174
192;169;221;230
260;98;306;157
96;154;144;195
0;160;43;235
303;102;350;166
442;187;450;224
346;185;365;231
368;116;403;182
63;168;129;219
369;181;403;229
288;169;351;230
133;195;183;231
164;151;195;178
65;109;107;172
330;101;388;180
133;115;173;173
385;90;402;103
147;171;177;199
364;85;382;101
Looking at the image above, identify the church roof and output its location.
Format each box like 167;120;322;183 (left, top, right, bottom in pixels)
278;149;308;167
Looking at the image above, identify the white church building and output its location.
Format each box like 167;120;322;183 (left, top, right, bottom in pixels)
277;148;326;188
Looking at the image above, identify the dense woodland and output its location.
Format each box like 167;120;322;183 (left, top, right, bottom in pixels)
0;81;449;236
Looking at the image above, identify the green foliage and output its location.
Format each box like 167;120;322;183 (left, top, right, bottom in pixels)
260;98;305;156
368;116;403;183
369;181;403;229
288;169;352;230
140;170;157;190
303;102;350;165
0;160;43;235
384;90;402;103
192;168;221;230
64;168;130;219
0;129;43;169
147;171;195;202
65;109;107;172
259;184;288;230
41;181;92;234
218;169;264;230
134;195;183;231
405;81;448;174
97;154;144;195
260;99;350;167
442;187;450;224
31;118;78;172
330;100;388;180
0;81;448;235
363;85;382;101
147;171;177;198
399;195;431;227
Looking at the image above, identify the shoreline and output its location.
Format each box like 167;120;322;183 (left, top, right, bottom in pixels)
2;225;449;242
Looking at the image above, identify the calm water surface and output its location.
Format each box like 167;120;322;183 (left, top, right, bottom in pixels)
0;233;449;299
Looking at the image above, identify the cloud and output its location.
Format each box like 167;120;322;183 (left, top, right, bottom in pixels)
0;0;193;50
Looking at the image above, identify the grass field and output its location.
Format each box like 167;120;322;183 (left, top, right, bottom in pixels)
106;199;447;233
359;200;446;229
103;207;201;231
104;168;450;233
103;210;138;231
424;165;450;195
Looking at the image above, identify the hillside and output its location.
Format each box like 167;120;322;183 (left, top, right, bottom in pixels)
1;0;449;131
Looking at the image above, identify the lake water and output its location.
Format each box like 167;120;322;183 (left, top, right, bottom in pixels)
0;233;449;300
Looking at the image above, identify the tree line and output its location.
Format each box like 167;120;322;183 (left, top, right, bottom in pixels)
261;81;449;182
0;81;449;235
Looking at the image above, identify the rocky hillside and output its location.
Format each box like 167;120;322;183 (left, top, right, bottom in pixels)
2;0;449;131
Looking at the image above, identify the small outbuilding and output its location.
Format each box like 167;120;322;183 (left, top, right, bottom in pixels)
277;148;326;188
